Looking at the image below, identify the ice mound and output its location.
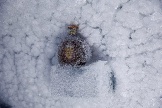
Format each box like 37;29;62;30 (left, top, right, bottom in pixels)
50;60;112;98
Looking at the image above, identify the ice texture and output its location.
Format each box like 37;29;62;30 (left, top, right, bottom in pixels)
0;0;162;108
50;61;111;97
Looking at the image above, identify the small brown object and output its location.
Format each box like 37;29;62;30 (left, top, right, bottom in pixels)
68;24;79;36
58;39;86;66
68;24;79;30
58;24;91;67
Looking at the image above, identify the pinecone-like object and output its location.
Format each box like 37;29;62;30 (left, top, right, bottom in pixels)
58;24;91;66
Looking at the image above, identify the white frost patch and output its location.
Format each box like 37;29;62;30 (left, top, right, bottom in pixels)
50;61;111;98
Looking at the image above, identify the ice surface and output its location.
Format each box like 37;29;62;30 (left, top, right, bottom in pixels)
50;61;111;97
0;99;11;108
0;0;162;108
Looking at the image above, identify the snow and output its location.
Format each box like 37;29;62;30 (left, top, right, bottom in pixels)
0;0;162;108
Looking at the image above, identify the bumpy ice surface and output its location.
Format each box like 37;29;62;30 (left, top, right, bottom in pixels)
0;0;162;108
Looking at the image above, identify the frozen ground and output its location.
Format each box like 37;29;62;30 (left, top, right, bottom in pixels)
0;0;162;108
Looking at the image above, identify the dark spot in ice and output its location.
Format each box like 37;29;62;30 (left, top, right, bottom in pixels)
110;71;116;92
129;30;136;40
129;36;132;40
0;100;11;108
0;104;11;108
117;5;123;10
88;46;110;64
77;62;86;66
